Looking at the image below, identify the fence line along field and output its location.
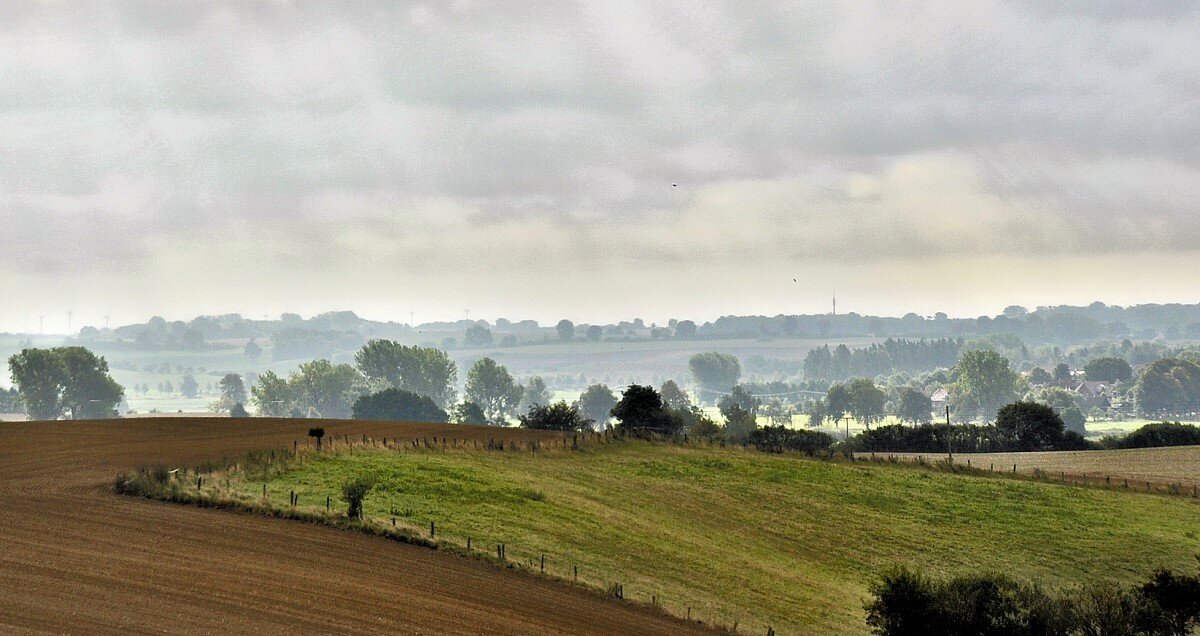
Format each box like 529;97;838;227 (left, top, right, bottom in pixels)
0;417;709;635
891;445;1200;488
167;434;1200;635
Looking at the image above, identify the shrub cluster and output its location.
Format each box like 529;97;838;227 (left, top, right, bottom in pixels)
866;566;1200;636
1106;422;1200;450
850;423;1092;454
747;426;833;453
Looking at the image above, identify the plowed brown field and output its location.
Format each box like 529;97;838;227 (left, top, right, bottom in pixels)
0;417;713;635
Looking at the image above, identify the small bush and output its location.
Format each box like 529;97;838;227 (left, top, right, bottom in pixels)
518;401;591;431
341;476;375;519
113;464;172;497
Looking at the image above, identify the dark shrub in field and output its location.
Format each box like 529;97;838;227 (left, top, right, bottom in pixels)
851;424;1012;454
1116;422;1200;449
113;464;171;496
518;401;591;432
341;476;375;520
866;566;1200;636
748;426;832;453
351;388;447;423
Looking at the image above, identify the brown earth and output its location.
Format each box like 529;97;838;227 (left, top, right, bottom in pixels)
0;417;714;635
888;445;1200;489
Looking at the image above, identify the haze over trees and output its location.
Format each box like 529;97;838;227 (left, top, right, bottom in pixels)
464;357;522;424
1084;356;1133;383
950;349;1022;422
354;340;457;409
250;360;364;418
688;352;741;399
896;389;933;425
1133;358;1200;417
8;347;123;419
518;375;552;412
575;384;617;428
351;388;447;422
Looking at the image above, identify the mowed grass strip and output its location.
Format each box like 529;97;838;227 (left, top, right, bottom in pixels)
227;442;1200;635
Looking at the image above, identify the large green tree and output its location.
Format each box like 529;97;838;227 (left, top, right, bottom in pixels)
556;319;575;342
825;383;851;425
688;352;741;399
896;389;933;425
576;384;617;428
659;380;691;409
464;358;522;424
518;375;552;412
219;373;247;404
846;378;886;428
291;360;364;418
354;340;457;408
995;401;1065;451
8;347;123;420
1083;357;1133;383
718;385;760;420
462;324;493;348
251;361;365;418
1133;358;1200;417
611;384;678;435
1028;386;1087;435
951;349;1021;422
250;370;293;416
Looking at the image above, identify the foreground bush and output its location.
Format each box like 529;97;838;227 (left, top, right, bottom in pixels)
341;476;375;520
1111;422;1200;450
866;566;1200;635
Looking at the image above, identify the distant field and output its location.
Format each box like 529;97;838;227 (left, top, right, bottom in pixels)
453;336;881;386
896;445;1200;488
214;440;1200;634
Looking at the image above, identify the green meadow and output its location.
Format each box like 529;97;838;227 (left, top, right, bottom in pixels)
222;441;1200;634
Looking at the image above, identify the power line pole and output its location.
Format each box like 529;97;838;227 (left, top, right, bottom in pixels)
946;405;953;462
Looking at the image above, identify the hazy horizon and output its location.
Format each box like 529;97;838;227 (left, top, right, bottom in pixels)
4;2;1198;333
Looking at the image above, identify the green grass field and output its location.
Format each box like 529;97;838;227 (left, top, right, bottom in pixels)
219;440;1200;634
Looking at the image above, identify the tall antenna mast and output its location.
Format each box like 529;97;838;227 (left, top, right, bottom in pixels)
464;309;470;321
409;311;415;327
832;291;837;317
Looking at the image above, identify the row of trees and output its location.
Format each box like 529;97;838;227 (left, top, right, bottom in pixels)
852;402;1092;453
250;340;556;424
803;339;963;383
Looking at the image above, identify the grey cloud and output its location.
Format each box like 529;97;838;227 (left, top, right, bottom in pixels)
1;0;1198;301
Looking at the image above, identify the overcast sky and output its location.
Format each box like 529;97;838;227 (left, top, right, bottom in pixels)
2;1;1198;333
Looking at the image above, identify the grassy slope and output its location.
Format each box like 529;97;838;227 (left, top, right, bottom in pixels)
226;442;1200;635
